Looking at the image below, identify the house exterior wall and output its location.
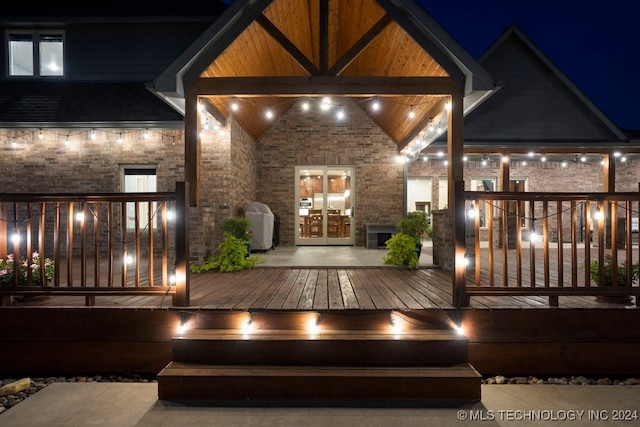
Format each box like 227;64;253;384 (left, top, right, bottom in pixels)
254;98;404;247
409;157;640;244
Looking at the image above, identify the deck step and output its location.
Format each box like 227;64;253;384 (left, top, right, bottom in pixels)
157;362;481;404
172;329;468;366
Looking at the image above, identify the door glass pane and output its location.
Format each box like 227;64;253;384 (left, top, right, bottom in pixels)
327;168;351;239
298;168;324;240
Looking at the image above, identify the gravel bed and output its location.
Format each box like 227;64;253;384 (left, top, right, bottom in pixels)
1;374;638;415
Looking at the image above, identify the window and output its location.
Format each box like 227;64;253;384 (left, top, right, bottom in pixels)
123;167;157;229
470;178;496;227
7;31;64;77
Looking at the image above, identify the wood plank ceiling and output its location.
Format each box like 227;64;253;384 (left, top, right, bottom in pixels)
199;0;450;149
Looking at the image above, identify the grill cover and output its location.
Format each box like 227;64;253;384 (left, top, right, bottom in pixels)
245;202;275;250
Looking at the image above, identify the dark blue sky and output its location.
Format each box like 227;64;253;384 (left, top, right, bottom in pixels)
415;0;638;130
9;0;636;130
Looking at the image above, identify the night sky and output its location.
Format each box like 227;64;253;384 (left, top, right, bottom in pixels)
5;0;637;130
415;0;639;131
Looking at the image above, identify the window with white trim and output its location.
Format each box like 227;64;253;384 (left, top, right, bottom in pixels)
7;30;64;77
123;167;157;229
469;178;496;227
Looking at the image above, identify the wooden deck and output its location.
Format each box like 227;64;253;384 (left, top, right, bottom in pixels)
8;264;638;310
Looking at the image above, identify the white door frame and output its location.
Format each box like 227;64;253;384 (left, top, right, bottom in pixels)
295;165;355;246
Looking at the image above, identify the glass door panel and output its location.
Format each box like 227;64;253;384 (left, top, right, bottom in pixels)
296;166;354;245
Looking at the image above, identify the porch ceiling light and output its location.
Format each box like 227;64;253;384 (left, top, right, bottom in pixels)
371;98;380;112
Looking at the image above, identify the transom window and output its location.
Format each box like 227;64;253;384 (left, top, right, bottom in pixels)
7;30;64;77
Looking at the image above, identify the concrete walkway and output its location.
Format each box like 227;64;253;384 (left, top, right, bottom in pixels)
1;383;638;426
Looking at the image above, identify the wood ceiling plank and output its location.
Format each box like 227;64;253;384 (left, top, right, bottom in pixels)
263;0;318;68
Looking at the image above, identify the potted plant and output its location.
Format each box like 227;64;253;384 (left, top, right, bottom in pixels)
383;211;431;268
588;254;639;303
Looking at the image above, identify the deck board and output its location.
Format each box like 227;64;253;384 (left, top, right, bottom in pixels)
5;264;638;311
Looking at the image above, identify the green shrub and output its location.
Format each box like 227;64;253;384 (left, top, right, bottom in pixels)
588;255;640;286
191;235;261;273
383;232;420;268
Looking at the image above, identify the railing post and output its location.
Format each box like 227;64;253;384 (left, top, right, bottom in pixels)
173;181;190;307
0;202;9;306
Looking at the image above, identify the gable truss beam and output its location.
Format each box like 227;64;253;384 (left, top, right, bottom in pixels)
200;98;226;127
192;76;459;96
397;97;448;151
375;0;466;88
256;14;320;76
329;14;393;76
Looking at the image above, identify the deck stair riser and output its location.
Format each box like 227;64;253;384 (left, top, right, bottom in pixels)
158;310;481;404
172;330;469;366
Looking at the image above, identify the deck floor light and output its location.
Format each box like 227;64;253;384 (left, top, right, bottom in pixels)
390;312;403;334
308;313;321;335
177;311;191;334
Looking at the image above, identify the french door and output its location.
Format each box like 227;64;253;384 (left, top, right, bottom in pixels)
295;166;355;245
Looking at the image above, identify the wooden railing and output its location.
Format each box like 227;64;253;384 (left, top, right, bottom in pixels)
0;182;189;307
461;192;640;307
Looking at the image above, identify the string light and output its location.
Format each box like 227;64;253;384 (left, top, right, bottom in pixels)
371;99;380;111
594;207;604;221
408;105;415;119
529;221;539;243
467;201;476;219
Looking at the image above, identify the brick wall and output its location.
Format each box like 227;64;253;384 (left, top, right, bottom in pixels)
409;157;640;243
254;98;404;246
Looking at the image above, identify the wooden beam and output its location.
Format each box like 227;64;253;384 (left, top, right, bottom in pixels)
192;76;459;96
448;90;467;308
174;181;190;307
499;152;510;191
184;88;200;207
603;152;615;192
256;14;319;76
201;99;226;128
397;98;447;152
329;14;393;76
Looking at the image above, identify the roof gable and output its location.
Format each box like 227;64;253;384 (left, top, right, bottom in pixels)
463;24;627;145
152;0;495;146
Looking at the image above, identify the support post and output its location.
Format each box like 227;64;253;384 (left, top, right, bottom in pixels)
448;90;467;307
174;181;190;307
185;87;201;207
